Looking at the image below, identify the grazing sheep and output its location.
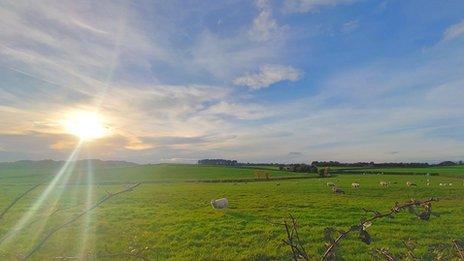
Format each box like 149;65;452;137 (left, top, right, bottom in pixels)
439;183;443;186
351;182;360;189
406;181;417;187
426;182;430;186
449;183;453;186
326;182;336;187
210;198;228;209
380;181;389;187
332;186;345;194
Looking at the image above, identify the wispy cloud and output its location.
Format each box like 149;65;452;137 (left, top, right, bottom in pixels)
0;0;463;163
248;0;283;42
233;65;301;90
341;20;359;33
442;19;464;42
284;0;360;13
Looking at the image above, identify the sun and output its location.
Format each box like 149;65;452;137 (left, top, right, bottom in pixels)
65;111;108;141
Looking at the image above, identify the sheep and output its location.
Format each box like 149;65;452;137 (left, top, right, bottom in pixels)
380;181;389;187
326;182;336;187
406;181;417;187
210;198;228;209
426;182;430;186
449;183;453;186
351;182;360;189
332;186;345;194
439;183;443;186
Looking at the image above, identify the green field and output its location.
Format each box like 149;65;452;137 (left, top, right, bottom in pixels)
0;164;463;260
337;165;464;177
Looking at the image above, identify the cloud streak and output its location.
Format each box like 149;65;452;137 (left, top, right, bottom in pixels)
284;0;360;13
234;65;301;90
0;0;463;163
442;19;464;42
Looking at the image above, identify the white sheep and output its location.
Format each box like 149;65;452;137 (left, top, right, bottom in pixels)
326;182;336;187
380;181;388;187
332;186;345;194
351;182;360;189
406;181;417;187
211;198;228;209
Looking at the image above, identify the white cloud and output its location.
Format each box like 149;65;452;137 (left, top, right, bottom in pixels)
200;101;270;120
341;20;359;33
233;65;301;90
284;0;360;13
248;0;282;42
442;19;464;42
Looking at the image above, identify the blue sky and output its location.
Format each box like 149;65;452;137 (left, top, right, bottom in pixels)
0;0;463;163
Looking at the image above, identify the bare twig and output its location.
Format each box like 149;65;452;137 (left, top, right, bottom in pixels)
23;183;141;260
402;239;418;260
0;184;40;220
24;202;82;229
453;240;464;260
280;215;309;260
374;248;396;261
322;198;438;260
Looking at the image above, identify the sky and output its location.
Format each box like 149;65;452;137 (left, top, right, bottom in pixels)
0;0;463;164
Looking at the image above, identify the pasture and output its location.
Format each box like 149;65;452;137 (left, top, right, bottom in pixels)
336;165;464;177
0;164;463;260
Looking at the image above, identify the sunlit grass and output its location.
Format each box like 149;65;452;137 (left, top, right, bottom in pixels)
0;144;82;249
0;165;463;259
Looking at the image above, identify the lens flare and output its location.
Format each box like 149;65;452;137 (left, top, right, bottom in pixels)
65;111;108;141
0;143;82;247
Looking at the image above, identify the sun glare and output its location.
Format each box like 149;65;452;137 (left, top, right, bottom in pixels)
65;111;108;141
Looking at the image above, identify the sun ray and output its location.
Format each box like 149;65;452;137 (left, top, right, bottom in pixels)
77;158;95;258
0;142;82;248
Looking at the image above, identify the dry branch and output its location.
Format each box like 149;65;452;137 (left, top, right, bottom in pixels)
374;248;396;261
23;183;141;260
322;198;438;260
0;184;40;220
282;214;309;260
454;240;464;260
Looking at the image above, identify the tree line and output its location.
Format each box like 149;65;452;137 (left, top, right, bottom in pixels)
198;159;463;171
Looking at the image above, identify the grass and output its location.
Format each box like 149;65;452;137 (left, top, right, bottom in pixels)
339;165;464;177
0;164;305;185
0;164;463;260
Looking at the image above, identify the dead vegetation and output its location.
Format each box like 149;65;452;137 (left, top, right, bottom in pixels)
274;197;464;260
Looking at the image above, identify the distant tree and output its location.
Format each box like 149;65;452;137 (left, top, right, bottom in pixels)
198;159;239;166
437;161;457;166
317;167;330;177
